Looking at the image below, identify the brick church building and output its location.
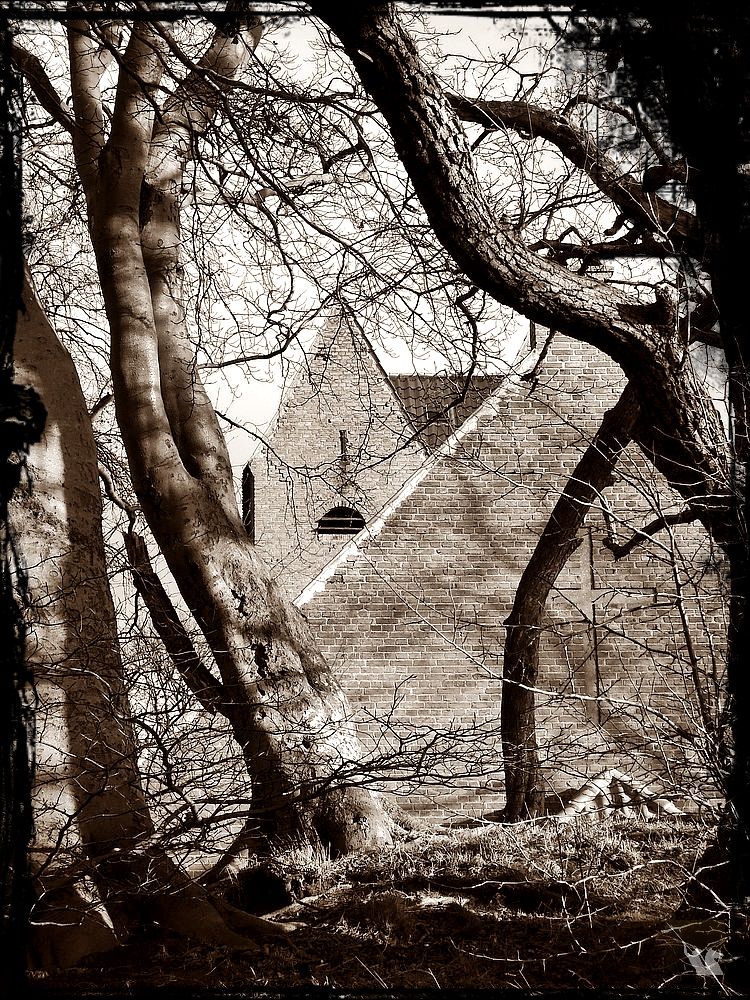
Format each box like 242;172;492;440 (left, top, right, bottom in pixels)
248;316;725;819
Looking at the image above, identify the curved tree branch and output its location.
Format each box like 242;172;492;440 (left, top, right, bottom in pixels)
561;93;687;177
123;529;228;715
449;95;700;255
602;508;705;560
11;42;75;135
529;235;675;261
309;2;731;543
501;382;640;819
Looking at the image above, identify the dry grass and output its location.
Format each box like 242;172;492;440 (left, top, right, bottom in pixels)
29;814;734;994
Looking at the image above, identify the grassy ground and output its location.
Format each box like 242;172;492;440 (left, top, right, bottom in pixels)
29;814;732;994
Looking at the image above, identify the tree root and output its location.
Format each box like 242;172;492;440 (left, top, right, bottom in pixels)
146;891;298;952
29;846;302;970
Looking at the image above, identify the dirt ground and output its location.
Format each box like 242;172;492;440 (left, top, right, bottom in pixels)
26;816;733;995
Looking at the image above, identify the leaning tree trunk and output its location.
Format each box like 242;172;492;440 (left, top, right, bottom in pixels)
12;269;296;969
67;15;391;854
501;383;639;820
707;123;750;978
310;2;732;544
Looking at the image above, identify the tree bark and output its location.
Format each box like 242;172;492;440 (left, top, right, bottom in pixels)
501;382;640;820
12;268;153;968
706;104;750;989
67;13;391;854
12;269;298;968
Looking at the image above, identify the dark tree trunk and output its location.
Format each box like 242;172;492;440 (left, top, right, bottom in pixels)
582;8;750;976
644;11;750;972
715;153;750;981
310;2;732;544
0;28;41;990
501;383;640;820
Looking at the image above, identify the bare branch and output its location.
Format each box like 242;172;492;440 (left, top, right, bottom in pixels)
561;93;686;176
449;95;700;255
89;391;113;418
603;509;706;560
529;235;676;262
104;19;169;201
123;529;227;715
98;461;137;529
11;42;75;135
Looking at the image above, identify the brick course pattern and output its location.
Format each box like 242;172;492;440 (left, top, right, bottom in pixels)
252;316;428;599
251;323;726;821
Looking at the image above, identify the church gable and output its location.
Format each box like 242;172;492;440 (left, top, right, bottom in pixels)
250;315;427;599
298;334;723;819
251;316;512;600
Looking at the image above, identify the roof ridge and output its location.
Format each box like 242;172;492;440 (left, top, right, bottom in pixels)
244;315;338;461
249;311;389;459
388;371;507;450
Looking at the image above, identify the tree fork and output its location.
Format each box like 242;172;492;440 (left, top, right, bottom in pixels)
67;12;392;855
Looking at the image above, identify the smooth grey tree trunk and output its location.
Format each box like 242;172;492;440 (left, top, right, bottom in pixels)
13;270;297;969
66;14;393;854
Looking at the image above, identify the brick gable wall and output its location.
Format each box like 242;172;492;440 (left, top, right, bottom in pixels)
295;334;725;820
251;316;428;600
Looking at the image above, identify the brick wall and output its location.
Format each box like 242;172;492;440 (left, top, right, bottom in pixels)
257;328;726;820
251;316;427;599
